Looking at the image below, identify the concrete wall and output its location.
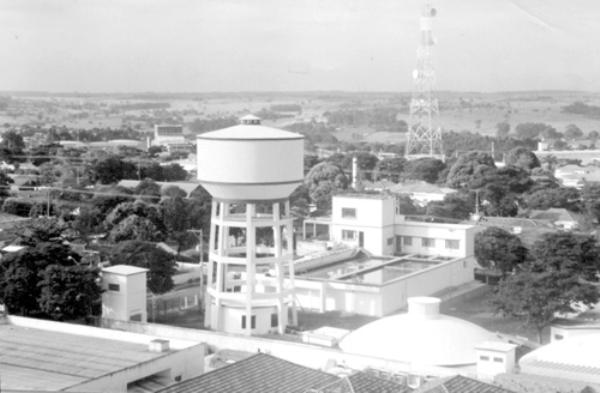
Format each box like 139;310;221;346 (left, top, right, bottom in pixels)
293;256;476;317
394;222;473;258
102;271;147;322
101;318;459;379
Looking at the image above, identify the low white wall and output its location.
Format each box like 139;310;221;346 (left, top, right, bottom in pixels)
102;319;459;379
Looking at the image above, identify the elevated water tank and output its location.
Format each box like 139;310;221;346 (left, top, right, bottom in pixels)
196;116;304;201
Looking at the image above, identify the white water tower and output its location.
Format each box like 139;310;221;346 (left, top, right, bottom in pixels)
197;115;303;335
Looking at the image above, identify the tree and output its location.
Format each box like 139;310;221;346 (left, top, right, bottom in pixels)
523;187;581;211
37;264;102;321
588;130;599;141
494;232;600;342
582;183;600;223
504;147;540;172
289;184;311;218
105;200;164;234
514;123;552;140
161;196;191;251
0;239;101;320
17;217;65;246
374;157;406;182
474;227;526;275
134;178;161;202
91;185;134;216
109;241;177;294
530;232;600;282
564;124;584;140
110;215;163;242
496;121;510;138
162;185;187;199
305;162;349;212
404;157;446;184
425;192;473;220
445;152;495;189
161;163;188;181
395;194;420;215
494;269;597;343
0;130;25;162
93;156;137;184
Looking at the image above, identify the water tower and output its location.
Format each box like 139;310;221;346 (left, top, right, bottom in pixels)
196;115;304;335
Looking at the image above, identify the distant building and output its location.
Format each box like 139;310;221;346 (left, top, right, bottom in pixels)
0;315;205;392
153;124;192;153
102;264;149;323
517;334;600;388
307;193;476;258
528;208;581;230
554;164;600;188
415;375;515;393
387;181;457;206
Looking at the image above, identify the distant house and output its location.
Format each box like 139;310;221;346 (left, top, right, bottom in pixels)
528;208;581;230
388;181;457;206
414;375;515;393
554;165;600;189
153;124;192;153
156;353;408;393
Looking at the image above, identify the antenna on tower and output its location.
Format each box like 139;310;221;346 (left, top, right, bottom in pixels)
405;3;444;161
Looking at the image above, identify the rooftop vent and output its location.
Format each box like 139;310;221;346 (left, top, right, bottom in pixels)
149;339;170;353
240;114;261;125
407;297;440;320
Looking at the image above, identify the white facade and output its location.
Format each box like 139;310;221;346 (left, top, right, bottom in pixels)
475;341;517;381
329;194;476;258
102;265;148;323
153;125;191;153
550;323;600;342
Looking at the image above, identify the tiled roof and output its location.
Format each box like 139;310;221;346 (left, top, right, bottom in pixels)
157;353;338;393
416;375;516;393
346;372;410;393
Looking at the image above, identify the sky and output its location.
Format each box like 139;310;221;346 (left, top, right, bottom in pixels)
2;0;600;93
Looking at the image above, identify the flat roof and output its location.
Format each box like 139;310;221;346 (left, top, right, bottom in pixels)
475;341;517;352
0;325;165;391
102;264;149;275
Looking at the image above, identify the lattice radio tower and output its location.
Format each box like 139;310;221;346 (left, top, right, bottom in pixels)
405;4;444;160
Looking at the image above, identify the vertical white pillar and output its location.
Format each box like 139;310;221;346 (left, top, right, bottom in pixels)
245;203;256;335
204;200;218;328
273;202;285;333
285;200;298;326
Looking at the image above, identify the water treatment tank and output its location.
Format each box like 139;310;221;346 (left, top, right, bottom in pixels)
196;116;304;201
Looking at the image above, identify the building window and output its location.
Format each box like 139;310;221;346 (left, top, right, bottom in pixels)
342;230;356;241
241;315;256;329
445;239;460;249
341;208;357;219
174;375;182;382
493;357;503;363
387;237;394;246
422;237;435;248
554;334;564;340
271;313;278;328
108;283;120;292
403;236;413;246
129;313;142;322
479;355;490;361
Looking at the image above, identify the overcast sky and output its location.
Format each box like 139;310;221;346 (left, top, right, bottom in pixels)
2;0;600;93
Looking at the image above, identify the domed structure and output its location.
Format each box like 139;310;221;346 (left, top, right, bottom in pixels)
196;117;304;201
339;297;496;366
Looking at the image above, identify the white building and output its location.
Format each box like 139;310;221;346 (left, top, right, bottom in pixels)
305;193;476;258
153;124;192;153
102;265;149;323
0;315;205;392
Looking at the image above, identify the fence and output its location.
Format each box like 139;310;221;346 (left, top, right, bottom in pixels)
148;290;201;322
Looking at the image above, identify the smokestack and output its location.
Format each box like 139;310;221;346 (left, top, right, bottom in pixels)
352;156;358;190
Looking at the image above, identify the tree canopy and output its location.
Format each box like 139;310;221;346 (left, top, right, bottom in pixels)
504;147;540;172
474;227;527;274
403;157;446;184
109;240;177;294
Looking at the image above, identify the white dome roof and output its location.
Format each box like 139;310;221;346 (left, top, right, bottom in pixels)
339;297;496;366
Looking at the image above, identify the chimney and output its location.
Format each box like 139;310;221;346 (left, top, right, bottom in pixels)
351;156;359;190
149;339;170;353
